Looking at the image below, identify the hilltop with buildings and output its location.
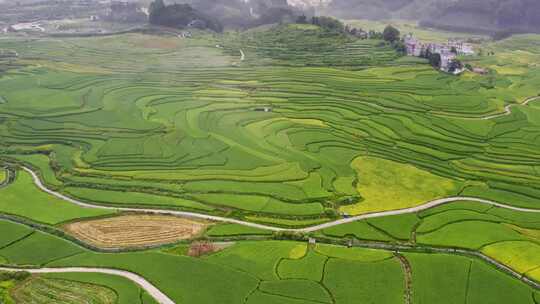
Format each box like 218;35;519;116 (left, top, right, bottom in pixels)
403;34;474;74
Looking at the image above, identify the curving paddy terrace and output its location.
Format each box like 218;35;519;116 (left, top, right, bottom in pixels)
1;27;540;303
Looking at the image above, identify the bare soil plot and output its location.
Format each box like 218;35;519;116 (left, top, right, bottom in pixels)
63;214;209;249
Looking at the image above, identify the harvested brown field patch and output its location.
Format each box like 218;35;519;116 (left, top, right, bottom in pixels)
63;214;209;249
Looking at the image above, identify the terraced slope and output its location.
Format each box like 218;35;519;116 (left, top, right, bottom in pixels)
1;30;540;225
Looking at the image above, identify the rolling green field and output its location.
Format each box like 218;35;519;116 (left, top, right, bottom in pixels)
0;169;114;225
1;21;540;303
0;219;538;304
1;29;539;222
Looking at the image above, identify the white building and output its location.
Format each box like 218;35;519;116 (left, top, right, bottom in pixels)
440;51;456;72
448;39;475;56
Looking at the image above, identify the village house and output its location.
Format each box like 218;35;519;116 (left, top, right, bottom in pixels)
403;34;473;74
404;34;422;57
439;51;456;71
448;39;475;56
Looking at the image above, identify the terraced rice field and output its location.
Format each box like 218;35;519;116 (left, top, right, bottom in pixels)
1;23;540;303
63;214;209;249
222;24;404;67
1;30;539;223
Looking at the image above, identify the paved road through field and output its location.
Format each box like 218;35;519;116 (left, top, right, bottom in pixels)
22;167;540;233
0;266;175;304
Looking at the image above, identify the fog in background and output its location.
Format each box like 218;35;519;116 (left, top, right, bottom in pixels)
1;0;539;34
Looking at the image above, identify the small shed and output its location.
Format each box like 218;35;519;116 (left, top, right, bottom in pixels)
254;107;272;113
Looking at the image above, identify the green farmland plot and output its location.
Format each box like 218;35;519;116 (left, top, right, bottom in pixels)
1;24;540;304
0;170;115;224
0;217;539;304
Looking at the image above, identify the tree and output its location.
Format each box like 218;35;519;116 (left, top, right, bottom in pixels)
148;2;223;32
382;25;400;43
448;59;463;73
394;41;406;54
149;0;165;16
311;16;345;33
429;52;441;68
296;15;307;24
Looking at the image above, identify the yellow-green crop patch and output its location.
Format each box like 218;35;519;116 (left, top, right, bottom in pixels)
482;241;540;279
0;168;6;184
340;156;463;215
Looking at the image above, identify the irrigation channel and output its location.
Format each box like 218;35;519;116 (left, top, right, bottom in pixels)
22;166;540;233
0;266;175;304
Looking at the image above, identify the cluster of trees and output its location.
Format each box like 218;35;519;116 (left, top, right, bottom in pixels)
311;16;346;32
423;49;441;68
421;48;463;72
295;15;382;40
295;15;345;32
382;25;406;54
0;270;30;282
149;0;223;31
149;0;305;31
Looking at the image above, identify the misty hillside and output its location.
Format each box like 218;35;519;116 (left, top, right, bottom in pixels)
306;0;540;33
421;0;540;34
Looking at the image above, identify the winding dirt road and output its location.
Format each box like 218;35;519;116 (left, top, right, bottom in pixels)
0;266;175;304
240;49;245;61
482;95;540;120
22;167;540;233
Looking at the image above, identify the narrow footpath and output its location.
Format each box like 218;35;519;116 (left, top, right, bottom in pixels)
482;96;540;120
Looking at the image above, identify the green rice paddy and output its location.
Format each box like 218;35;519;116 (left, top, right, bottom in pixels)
0;22;540;303
1;30;539;221
0;168;6;185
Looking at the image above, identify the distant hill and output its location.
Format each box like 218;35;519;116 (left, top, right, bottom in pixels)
291;0;540;34
419;0;540;34
162;0;304;28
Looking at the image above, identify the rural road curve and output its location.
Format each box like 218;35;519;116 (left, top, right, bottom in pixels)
0;266;175;304
482;96;539;120
22;167;540;233
240;49;245;61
